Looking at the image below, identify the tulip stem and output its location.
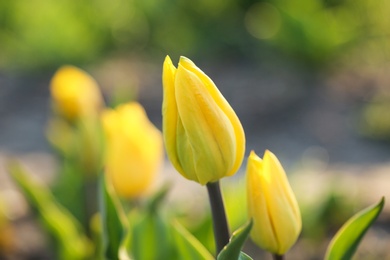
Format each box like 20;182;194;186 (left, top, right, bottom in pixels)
273;254;284;260
206;181;230;255
83;176;97;236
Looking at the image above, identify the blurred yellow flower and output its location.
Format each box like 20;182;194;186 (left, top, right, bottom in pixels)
246;150;301;255
162;56;245;185
102;102;163;198
50;66;103;120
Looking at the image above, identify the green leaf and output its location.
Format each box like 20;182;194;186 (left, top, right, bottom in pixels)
118;226;133;260
132;210;174;260
171;220;214;260
325;197;385;260
238;252;253;260
98;173;129;260
146;183;171;212
130;187;175;260
51;158;87;227
118;209;141;260
188;211;215;254
217;220;253;260
8;161;92;260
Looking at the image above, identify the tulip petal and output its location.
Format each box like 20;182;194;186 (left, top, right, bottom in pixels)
175;61;236;184
179;57;245;176
102;103;163;198
50;65;103;120
162;56;245;185
176;116;199;182
247;150;301;255
162;56;186;176
262;151;301;254
247;151;278;252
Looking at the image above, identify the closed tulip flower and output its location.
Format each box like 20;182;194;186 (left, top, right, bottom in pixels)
50;66;103;120
162;56;245;185
246;150;301;256
102;102;163;198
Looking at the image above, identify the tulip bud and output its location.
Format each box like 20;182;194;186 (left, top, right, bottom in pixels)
102;102;163;198
162;56;245;185
50;66;103;121
246;150;301;255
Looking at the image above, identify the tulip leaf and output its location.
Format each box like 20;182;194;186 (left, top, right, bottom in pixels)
130;185;177;259
118;228;133;260
8;161;92;260
217;220;253;260
171;220;214;260
146;183;171;212
132;210;174;260
98;173;128;260
325;197;385;260
238;252;253;260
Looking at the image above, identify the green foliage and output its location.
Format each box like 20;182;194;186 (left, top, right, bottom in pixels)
131;212;173;259
8;152;387;260
49;118;104;229
185;211;216;255
360;97;390;140
8;161;92;260
217;220;253;260
0;0;106;69
98;174;128;260
171;220;214;260
301;191;356;242
129;186;215;260
4;0;390;69
325;197;385;260
0;0;242;69
51;157;87;226
246;0;360;64
222;178;247;232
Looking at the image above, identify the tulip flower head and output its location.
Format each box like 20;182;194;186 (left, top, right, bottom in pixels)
162;56;245;185
50;66;103;120
246;150;301;255
102;102;163;198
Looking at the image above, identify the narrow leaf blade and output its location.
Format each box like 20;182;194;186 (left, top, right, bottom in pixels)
8;161;92;260
130;186;174;259
132;211;173;259
217;220;253;260
98;173;128;260
325;197;385;260
171;220;214;260
238;252;253;260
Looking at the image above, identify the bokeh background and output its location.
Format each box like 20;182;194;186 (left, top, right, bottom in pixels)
1;0;390;259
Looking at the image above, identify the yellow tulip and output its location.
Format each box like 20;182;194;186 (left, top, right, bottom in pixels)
162;56;245;185
50;66;103;120
102;102;163;198
246;150;301;255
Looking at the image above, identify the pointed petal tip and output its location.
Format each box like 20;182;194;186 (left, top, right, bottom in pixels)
179;56;195;67
249;150;263;164
263;149;275;159
164;55;173;64
163;55;177;75
179;56;189;61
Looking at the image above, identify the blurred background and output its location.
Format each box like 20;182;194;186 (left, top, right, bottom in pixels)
1;0;390;259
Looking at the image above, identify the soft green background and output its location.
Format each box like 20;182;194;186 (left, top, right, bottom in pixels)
1;0;390;70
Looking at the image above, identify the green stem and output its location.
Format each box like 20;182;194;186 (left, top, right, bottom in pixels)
273;254;284;260
83;175;97;236
206;181;230;255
